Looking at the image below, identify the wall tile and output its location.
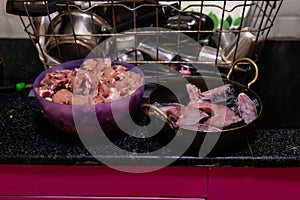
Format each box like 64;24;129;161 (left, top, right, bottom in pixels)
269;17;300;37
276;0;300;17
0;1;29;38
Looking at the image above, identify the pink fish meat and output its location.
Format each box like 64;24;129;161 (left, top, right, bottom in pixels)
237;92;258;124
200;84;235;103
189;100;242;128
158;83;257;132
176;105;209;126
186;83;201;102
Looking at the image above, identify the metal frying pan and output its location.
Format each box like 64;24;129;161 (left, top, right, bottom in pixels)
143;58;262;155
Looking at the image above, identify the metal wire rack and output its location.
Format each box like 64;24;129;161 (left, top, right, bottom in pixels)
6;0;282;71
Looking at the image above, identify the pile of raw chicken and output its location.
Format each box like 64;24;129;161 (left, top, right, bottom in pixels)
159;83;259;132
35;58;143;105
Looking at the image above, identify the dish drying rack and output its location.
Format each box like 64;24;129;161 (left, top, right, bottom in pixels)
6;0;282;74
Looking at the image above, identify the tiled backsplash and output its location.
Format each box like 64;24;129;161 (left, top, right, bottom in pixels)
268;0;300;38
0;1;28;38
0;0;299;38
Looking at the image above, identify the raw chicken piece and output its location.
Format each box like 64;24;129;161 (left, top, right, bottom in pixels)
105;88;121;102
93;94;106;104
36;58;143;105
237;93;258;124
40;70;69;92
74;70;98;95
52;89;73;104
72;94;90;105
189;100;242;128
35;85;54;98
115;71;143;95
102;67;117;80
82;58;111;78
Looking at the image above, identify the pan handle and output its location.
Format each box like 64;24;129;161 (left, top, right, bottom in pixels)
226;57;258;88
143;103;179;130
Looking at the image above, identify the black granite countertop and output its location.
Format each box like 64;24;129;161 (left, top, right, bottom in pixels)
0;88;299;167
0;39;300;167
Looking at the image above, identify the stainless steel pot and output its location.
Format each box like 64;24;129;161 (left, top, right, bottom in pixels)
44;10;112;63
7;1;113;67
221;27;264;62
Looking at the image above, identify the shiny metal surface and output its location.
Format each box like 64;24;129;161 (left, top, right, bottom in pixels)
117;49;144;62
221;27;264;62
10;0;283;68
44;10;112;63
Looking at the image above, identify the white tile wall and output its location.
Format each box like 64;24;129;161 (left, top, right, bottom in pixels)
0;0;299;38
275;0;300;17
0;1;29;38
268;0;300;37
269;17;300;38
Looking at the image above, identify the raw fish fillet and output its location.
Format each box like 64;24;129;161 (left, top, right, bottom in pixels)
189;100;242;128
237;93;258;124
200;84;235;103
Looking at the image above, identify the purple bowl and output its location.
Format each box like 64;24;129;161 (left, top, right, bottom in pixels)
33;59;145;136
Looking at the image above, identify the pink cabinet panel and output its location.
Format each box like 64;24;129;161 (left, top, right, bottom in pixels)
0;165;207;198
0;196;205;200
208;167;300;200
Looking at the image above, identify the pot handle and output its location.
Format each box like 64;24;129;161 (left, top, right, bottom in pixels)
226;57;258;88
6;0;67;16
143;103;179;130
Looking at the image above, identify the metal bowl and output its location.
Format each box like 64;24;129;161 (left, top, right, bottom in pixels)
33;59;145;136
44;10;113;63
